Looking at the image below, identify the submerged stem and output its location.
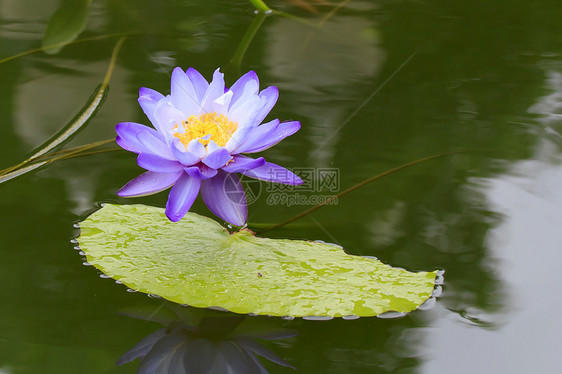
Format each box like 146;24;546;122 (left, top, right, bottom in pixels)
229;12;268;71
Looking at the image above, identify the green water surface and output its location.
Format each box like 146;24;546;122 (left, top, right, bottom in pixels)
1;0;561;373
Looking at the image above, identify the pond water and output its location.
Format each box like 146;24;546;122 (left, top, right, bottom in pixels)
1;0;562;373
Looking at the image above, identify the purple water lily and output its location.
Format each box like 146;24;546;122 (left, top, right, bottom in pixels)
116;67;302;226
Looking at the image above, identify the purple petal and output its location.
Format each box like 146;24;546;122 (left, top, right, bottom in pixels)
254;86;279;124
138;87;164;128
186;138;207;159
186;67;208;102
165;173;201;222
201;170;247;226
139;87;164;102
185;165;218;180
237;120;300;154
232;119;278;154
202;147;232;169
200;68;225;113
228;71;259;110
154;99;185;136
221;155;265;173
225;122;257;153
137;153;184;173
136;129;175;159
211;91;233;114
225;87;277;136
242;162;303;185
117;171;182;197
116;122;155;154
226;94;261;129
171;139;200;166
206;139;220;154
170;67;200;115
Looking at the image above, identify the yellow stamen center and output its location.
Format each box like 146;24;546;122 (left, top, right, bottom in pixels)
174;112;237;148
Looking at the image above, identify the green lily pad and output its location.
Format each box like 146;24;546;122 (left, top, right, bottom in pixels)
76;204;438;317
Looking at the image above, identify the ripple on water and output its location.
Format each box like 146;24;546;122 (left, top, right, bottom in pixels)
432;285;443;298
435;270;445;285
376;311;406;319
206;306;229;312
302;316;334;321
418;297;436;311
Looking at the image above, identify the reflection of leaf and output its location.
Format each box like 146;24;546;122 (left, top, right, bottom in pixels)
42;0;92;55
77;204;438;317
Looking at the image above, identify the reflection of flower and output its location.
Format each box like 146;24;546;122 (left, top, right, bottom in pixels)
117;305;297;373
116;67;302;225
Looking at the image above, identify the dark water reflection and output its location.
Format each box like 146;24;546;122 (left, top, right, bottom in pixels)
116;304;296;373
1;0;562;372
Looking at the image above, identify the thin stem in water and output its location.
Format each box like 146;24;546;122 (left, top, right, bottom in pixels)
229;12;268;71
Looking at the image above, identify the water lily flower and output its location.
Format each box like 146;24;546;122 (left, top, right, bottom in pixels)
116;67;302;226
